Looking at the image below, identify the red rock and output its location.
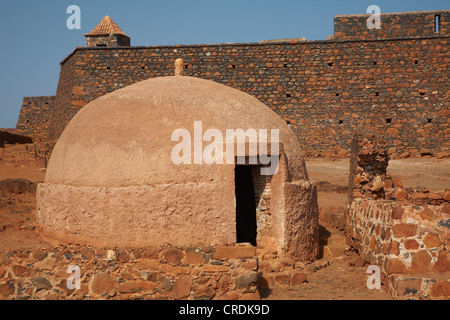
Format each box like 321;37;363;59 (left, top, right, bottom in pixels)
392;179;403;189
435;151;450;159
427;192;442;200
163;248;184;264
185;248;204;265
387;259;407;274
212;245;256;260
0;282;15;298
418;207;436;221
397;278;421;297
11;264;33;277
118;281;155;294
392;206;404;219
404;239;420;250
172;276;191;299
411;192;428;200
384;179;393;190
141;247;159;259
290;272;307;286
411;250;432;274
443;190;450;201
433;250;448;273
90;272;116;295
388;241;400;255
274;272;290;287
201;265;230;273
193;285;215;300
423;232;441;248
393;189;408;200
392;223;417;238
240;291;260;300
431;280;450;297
134;259;160;270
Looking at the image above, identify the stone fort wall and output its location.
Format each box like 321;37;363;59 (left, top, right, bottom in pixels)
17;10;450;157
16;96;55;144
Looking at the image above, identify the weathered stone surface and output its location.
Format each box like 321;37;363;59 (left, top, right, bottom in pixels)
31;277;52;291
392;223;417;238
423;233;441;248
290;272;307;286
90;272;116;295
235;272;260;289
397;278;421;297
213;246;256;260
404;239;420;250
163;248;184;265
11;264;33;277
431;280;450;297
433;251;449;273
141;248;159;259
172;276;191;299
387;259;408;274
0;179;32;194
185;247;204;265
118;281;155;294
418;207;436;221
410;251;432;274
193;285;215;300
392;206;404;220
0;282;15;298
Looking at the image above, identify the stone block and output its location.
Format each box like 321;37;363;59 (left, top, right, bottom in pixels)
212;245;256;260
172;276;191;299
392;223;417;238
90;272;116;295
118;281;155;294
410;250;432;274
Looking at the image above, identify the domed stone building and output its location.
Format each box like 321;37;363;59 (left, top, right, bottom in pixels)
37;75;319;261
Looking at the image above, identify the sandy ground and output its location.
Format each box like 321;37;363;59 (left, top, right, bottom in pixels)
0;144;448;299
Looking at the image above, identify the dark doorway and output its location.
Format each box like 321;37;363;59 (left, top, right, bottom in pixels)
235;165;257;246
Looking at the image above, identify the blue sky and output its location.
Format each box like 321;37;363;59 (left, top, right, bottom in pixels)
0;0;448;128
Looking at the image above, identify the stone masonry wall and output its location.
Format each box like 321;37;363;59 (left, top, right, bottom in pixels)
333;10;450;41
346;133;449;299
346;199;449;299
0;243;308;300
15;96;55;144
39;15;449;156
251;166;272;244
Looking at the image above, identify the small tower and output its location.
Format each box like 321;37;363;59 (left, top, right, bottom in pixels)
83;16;130;47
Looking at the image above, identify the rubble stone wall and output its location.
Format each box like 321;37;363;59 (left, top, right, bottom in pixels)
15;96;55;143
346;132;449;299
0;244;308;300
333;11;450;40
17;11;448;156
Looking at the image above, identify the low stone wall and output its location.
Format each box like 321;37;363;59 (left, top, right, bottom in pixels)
0;243;307;300
0;130;32;147
346;199;449;299
346;132;449;299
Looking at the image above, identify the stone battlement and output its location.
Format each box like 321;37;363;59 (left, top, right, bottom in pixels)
16;10;450;158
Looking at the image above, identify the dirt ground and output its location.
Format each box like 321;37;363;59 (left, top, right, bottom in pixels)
0;143;448;299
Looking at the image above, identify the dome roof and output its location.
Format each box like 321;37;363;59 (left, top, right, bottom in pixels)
46;76;308;187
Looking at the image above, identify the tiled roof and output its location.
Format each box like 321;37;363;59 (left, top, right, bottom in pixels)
83;16;128;37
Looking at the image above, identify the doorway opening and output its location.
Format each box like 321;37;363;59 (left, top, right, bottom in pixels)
235;165;257;246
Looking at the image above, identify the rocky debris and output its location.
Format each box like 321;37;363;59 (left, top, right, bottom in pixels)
0;179;36;195
349;133;450;205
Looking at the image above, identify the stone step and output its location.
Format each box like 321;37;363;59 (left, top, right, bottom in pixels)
323;244;349;259
327;234;347;245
